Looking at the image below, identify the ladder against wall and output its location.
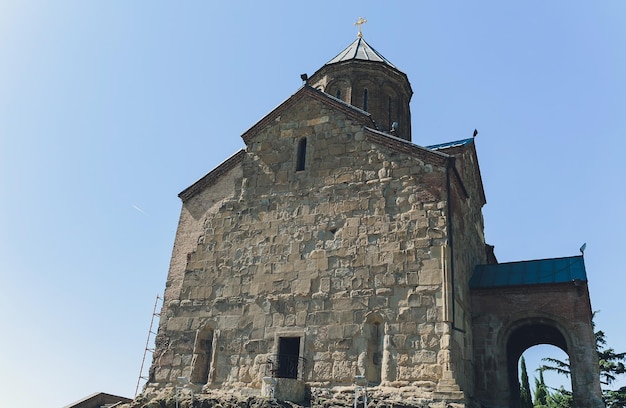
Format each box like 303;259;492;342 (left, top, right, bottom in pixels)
135;295;163;397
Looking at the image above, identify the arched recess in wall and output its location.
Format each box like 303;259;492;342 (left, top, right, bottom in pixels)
353;79;376;112
503;318;571;408
190;324;216;385
326;79;350;103
364;313;384;385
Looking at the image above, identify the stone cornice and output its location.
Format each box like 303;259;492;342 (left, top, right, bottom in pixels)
178;149;246;202
308;59;413;99
363;128;471;200
363;127;450;167
436;141;487;206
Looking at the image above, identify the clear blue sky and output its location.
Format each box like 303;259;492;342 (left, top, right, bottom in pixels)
1;2;625;406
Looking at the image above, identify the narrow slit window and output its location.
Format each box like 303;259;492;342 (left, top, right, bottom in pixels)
336;89;341;100
388;96;392;130
296;137;307;171
372;322;381;366
363;89;368;112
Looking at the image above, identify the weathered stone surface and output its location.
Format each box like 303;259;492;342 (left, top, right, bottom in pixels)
139;35;603;408
129;388;476;408
146;87;474;401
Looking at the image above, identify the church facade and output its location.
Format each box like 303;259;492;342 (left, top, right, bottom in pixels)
145;33;603;408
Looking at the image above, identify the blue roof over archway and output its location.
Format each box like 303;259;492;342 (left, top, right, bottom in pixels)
470;255;587;289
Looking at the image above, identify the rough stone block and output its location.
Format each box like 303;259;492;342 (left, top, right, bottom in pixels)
419;268;442;285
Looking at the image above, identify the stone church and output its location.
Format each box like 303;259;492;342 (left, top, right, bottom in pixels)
145;30;604;408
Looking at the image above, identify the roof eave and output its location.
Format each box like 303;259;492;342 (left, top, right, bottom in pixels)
178;149;246;202
363;127;450;167
308;59;413;97
430;138;487;206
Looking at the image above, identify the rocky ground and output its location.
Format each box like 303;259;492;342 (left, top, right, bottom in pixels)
122;388;468;408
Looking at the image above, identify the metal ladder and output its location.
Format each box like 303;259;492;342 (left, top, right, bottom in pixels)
134;294;163;397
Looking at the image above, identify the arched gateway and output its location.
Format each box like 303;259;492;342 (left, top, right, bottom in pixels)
470;255;603;407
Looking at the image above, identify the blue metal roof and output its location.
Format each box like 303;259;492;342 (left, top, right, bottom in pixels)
470;256;587;289
426;138;474;151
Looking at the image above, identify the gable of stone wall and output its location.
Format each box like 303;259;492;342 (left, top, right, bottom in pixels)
159;97;461;397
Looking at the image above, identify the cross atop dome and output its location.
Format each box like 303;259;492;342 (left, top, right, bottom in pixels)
354;16;367;38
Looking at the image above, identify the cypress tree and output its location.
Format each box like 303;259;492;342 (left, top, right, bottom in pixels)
520;356;533;408
534;368;548;407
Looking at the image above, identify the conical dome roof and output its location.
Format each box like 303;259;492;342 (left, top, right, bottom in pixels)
326;37;396;68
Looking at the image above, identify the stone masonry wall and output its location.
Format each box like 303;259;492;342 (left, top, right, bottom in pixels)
443;146;488;396
150;95;468;402
151;161;243;377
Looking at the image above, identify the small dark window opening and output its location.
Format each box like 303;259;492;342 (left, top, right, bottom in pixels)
278;337;301;379
387;96;392;130
296;137;307;171
363;88;369;111
336;89;341;100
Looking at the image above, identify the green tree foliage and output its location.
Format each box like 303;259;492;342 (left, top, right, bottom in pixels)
596;328;626;386
546;387;572;408
604;386;626;408
538;313;626;406
520;356;534;408
533;368;548;407
539;357;570;378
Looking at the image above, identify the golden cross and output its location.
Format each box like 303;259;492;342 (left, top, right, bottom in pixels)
354;16;367;38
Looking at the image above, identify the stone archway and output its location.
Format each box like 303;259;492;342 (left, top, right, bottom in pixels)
471;280;603;407
504;319;569;407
